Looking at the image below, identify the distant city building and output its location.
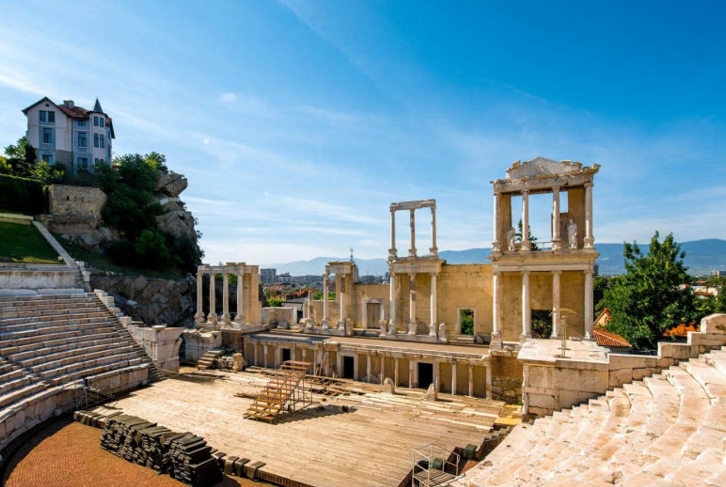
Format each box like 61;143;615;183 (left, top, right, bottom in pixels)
278;272;291;284
22;97;115;173
712;270;726;278
260;268;277;284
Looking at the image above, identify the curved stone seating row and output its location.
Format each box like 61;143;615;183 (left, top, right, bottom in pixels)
0;292;157;452
458;347;726;487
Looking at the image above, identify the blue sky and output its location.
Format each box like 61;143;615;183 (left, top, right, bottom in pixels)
1;0;725;266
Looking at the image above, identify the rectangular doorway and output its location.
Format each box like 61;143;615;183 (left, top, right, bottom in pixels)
366;303;381;329
417;362;433;389
281;348;291;363
343;356;355;379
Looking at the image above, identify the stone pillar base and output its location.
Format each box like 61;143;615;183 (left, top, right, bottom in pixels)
490;331;502;349
520;333;531;344
407;321;416;335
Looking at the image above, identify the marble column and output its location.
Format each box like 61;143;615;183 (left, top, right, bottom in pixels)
429;273;437;335
584;182;595;248
389;208;397;261
521;189;531;251
394;357;400;387
584;270;594;340
492;192;501;253
194;268;205;323
551;270;561;339
389;273;397;332
235;267;245;324
491;271;502;347
429;206;438;256
409;360;414;389
552;186;562;250
251;343;257;366
380;355;385;384
366;354;372;383
336;353;342;378
434;360;440;393
408;209;417;258
521;270;531;341
468;365;474;397
338;276;346;328
322;273;329;329
485;365;492;399
207;271;218;325
451;363;458;395
221;271;231;325
263;344;268;368
408;273;416;335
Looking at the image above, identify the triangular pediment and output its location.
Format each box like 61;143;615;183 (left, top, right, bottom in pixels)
506;157;583;180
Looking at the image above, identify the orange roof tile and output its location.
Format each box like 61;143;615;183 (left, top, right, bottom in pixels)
593;326;631;348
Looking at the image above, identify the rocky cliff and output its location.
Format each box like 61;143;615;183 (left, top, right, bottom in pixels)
90;273;197;328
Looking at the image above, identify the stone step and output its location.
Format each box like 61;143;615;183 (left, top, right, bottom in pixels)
0;310;111;327
49;357;147;386
686;357;726;402
33;346;139;376
0;327;123;355
0;381;47;409
0;374;34;396
0;319;115;341
14;340;126;368
0;297;96;314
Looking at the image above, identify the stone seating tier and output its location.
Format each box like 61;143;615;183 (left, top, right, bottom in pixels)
0;293;158;451
457;346;726;487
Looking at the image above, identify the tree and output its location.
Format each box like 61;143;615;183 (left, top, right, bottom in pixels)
601;232;699;350
3;136;36;177
515;219;539;250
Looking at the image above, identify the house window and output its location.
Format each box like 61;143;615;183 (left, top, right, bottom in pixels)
94;158;104;165
94;133;99;147
93;116;98;126
77;157;89;172
458;308;475;335
42;127;53;144
39;110;55;123
99;117;105;128
78;132;87;148
42;154;53;164
78;119;87;127
100;134;105;148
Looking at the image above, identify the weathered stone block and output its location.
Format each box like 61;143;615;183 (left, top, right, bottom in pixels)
700;314;726;334
609;368;633;388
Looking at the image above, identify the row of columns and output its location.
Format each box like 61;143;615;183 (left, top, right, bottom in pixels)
247;340;491;398
491;268;595;343
320;272;347;330
194;264;251;326
493;182;595;252
389;201;438;261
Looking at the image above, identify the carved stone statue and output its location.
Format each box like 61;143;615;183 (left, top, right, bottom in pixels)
438;322;447;342
506;226;516;251
566;218;578;249
383;377;396;394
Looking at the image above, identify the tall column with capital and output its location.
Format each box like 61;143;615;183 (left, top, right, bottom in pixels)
429;205;438;256
584;182;595;248
521;270;531;341
521;189;531;251
491;271;502;347
389;207;397;261
551;270;561;338
429;273;437;335
338;276;346;329
235;266;245;324
584;270;594;340
409;209;417;257
322;273;329;329
221;270;231;325
451;363;458;395
485;365;492;399
552;186;562;250
207;271;218;325
366;354;372;383
388;273;397;332
492;192;501;253
409;359;414;388
194;267;205;324
468;365;474;397
408;273;417;335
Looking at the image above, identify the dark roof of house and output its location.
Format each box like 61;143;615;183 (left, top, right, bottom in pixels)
593;326;632;348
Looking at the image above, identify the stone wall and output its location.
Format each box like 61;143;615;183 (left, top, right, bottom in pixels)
121;322;184;373
90;273;196;328
490;350;523;403
181;329;222;363
262;307;297;327
0;264;79;290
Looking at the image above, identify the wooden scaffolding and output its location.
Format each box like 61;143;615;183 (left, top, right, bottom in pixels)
243;361;312;423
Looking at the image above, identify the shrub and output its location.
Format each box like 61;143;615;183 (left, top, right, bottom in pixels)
0;174;46;214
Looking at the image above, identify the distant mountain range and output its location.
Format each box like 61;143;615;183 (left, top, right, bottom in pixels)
267;239;726;277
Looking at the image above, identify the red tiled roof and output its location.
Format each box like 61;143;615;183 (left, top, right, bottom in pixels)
593;326;632;348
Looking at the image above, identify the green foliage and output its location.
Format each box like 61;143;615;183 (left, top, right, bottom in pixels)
101;184;161;238
602;232;699;350
515;219;539;250
114;153;159;193
531;310;552;338
165;233;204;274
312;290;335;300
267;296;285;307
29;161;64;186
3;136;37;178
134;230;180;269
0;156;12;175
593;275;613;314
459;308;474;335
0;174;46;214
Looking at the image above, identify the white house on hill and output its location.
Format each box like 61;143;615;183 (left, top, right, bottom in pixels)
22;97;115;173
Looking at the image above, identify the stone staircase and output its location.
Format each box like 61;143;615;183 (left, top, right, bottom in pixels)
244;361;311;423
0;292;159;451
457;347;726;486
